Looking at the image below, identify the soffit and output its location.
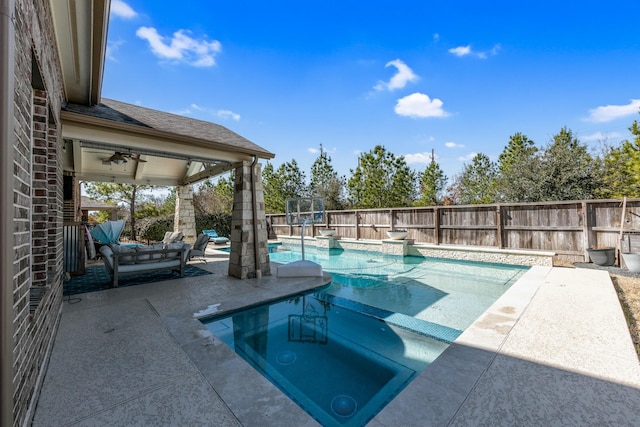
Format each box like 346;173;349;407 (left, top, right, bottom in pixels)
50;0;109;105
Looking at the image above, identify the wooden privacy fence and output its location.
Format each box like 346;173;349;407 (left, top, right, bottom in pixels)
266;198;640;262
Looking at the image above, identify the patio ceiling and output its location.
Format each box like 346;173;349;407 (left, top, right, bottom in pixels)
61;99;275;186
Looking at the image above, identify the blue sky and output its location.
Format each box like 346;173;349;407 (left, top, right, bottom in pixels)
103;0;640;182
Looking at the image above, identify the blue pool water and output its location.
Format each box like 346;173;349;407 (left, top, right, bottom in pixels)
203;246;527;426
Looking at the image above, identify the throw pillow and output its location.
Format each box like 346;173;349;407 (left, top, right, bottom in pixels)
165;241;184;258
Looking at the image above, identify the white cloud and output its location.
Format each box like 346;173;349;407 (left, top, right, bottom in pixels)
449;45;471;57
216;110;240;121
586;99;640;123
449;44;501;59
374;59;418;91
433;33;440;42
458;152;477;162
445;141;464;148
582;131;623;142
395;92;448;119
404;152;438;165
171;104;239;121
111;0;137;19
106;40;125;62
136;27;222;67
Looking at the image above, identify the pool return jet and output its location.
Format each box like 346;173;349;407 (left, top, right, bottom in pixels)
276;197;325;277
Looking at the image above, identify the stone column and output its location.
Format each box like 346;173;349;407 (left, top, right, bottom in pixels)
228;161;271;279
174;185;197;243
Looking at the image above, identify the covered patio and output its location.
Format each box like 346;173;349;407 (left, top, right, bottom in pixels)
61;97;275;280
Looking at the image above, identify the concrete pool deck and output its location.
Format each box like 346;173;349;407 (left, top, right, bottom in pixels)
31;251;640;426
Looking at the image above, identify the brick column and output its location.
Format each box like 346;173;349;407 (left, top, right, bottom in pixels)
174;185;197;243
228;161;271;279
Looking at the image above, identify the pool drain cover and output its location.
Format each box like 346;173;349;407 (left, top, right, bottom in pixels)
276;350;297;365
331;395;357;417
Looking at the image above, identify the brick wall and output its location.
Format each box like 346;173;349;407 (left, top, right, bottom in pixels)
12;1;66;426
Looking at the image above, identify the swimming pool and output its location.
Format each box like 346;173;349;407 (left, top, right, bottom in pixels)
203;246;527;426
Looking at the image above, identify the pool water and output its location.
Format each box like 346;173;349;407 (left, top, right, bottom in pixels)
203;246;527;426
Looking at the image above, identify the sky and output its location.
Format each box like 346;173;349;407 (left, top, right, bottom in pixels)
102;0;640;182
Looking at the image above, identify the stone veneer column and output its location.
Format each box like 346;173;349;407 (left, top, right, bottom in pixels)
174;185;197;243
228;161;271;279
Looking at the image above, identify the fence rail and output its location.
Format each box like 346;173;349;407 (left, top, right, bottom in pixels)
266;199;640;262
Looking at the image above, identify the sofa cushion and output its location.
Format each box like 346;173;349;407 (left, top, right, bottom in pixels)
162;231;184;245
116;259;182;273
136;243;164;263
111;244;136;264
99;245;114;270
165;241;185;258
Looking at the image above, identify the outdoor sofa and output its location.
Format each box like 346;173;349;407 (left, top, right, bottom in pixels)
99;241;191;287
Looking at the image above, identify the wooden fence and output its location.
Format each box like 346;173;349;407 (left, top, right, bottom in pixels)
266;198;640;262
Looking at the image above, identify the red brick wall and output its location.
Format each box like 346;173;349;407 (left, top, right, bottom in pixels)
11;0;66;425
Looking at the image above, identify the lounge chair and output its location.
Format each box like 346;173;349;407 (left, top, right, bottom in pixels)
188;233;210;263
202;229;229;244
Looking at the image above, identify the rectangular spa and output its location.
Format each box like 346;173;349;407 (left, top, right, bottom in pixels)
204;292;445;426
203;247;527;426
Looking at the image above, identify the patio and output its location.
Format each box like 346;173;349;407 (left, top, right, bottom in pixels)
30;248;640;426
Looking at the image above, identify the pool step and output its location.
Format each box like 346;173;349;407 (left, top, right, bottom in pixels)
317;294;463;344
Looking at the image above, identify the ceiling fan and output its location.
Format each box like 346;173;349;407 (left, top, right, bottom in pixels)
101;152;147;165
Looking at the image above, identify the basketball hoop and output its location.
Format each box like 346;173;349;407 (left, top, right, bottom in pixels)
285;197;326;259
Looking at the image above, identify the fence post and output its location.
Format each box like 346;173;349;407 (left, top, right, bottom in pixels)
390;208;395;231
355;210;360;240
582;201;593;261
434;207;440;245
496;204;503;248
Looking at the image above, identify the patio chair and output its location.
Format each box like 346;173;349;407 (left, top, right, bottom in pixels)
202;229;229;244
188;233;210;263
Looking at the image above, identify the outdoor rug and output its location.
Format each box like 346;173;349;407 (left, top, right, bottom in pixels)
64;264;213;296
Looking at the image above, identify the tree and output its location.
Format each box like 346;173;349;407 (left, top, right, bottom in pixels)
262;160;308;213
136;190;175;218
309;147;346;210
495;132;539;202
416;153;447;206
347;145;416;208
536;127;598;201
194;172;234;215
84;182;155;241
451;153;498;204
598;118;640;198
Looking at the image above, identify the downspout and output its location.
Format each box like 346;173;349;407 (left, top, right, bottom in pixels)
0;0;15;425
251;156;261;278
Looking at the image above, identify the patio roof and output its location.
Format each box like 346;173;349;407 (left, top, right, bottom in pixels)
61;99;275;186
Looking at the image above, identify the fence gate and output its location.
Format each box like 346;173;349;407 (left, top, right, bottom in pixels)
63;222;85;276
